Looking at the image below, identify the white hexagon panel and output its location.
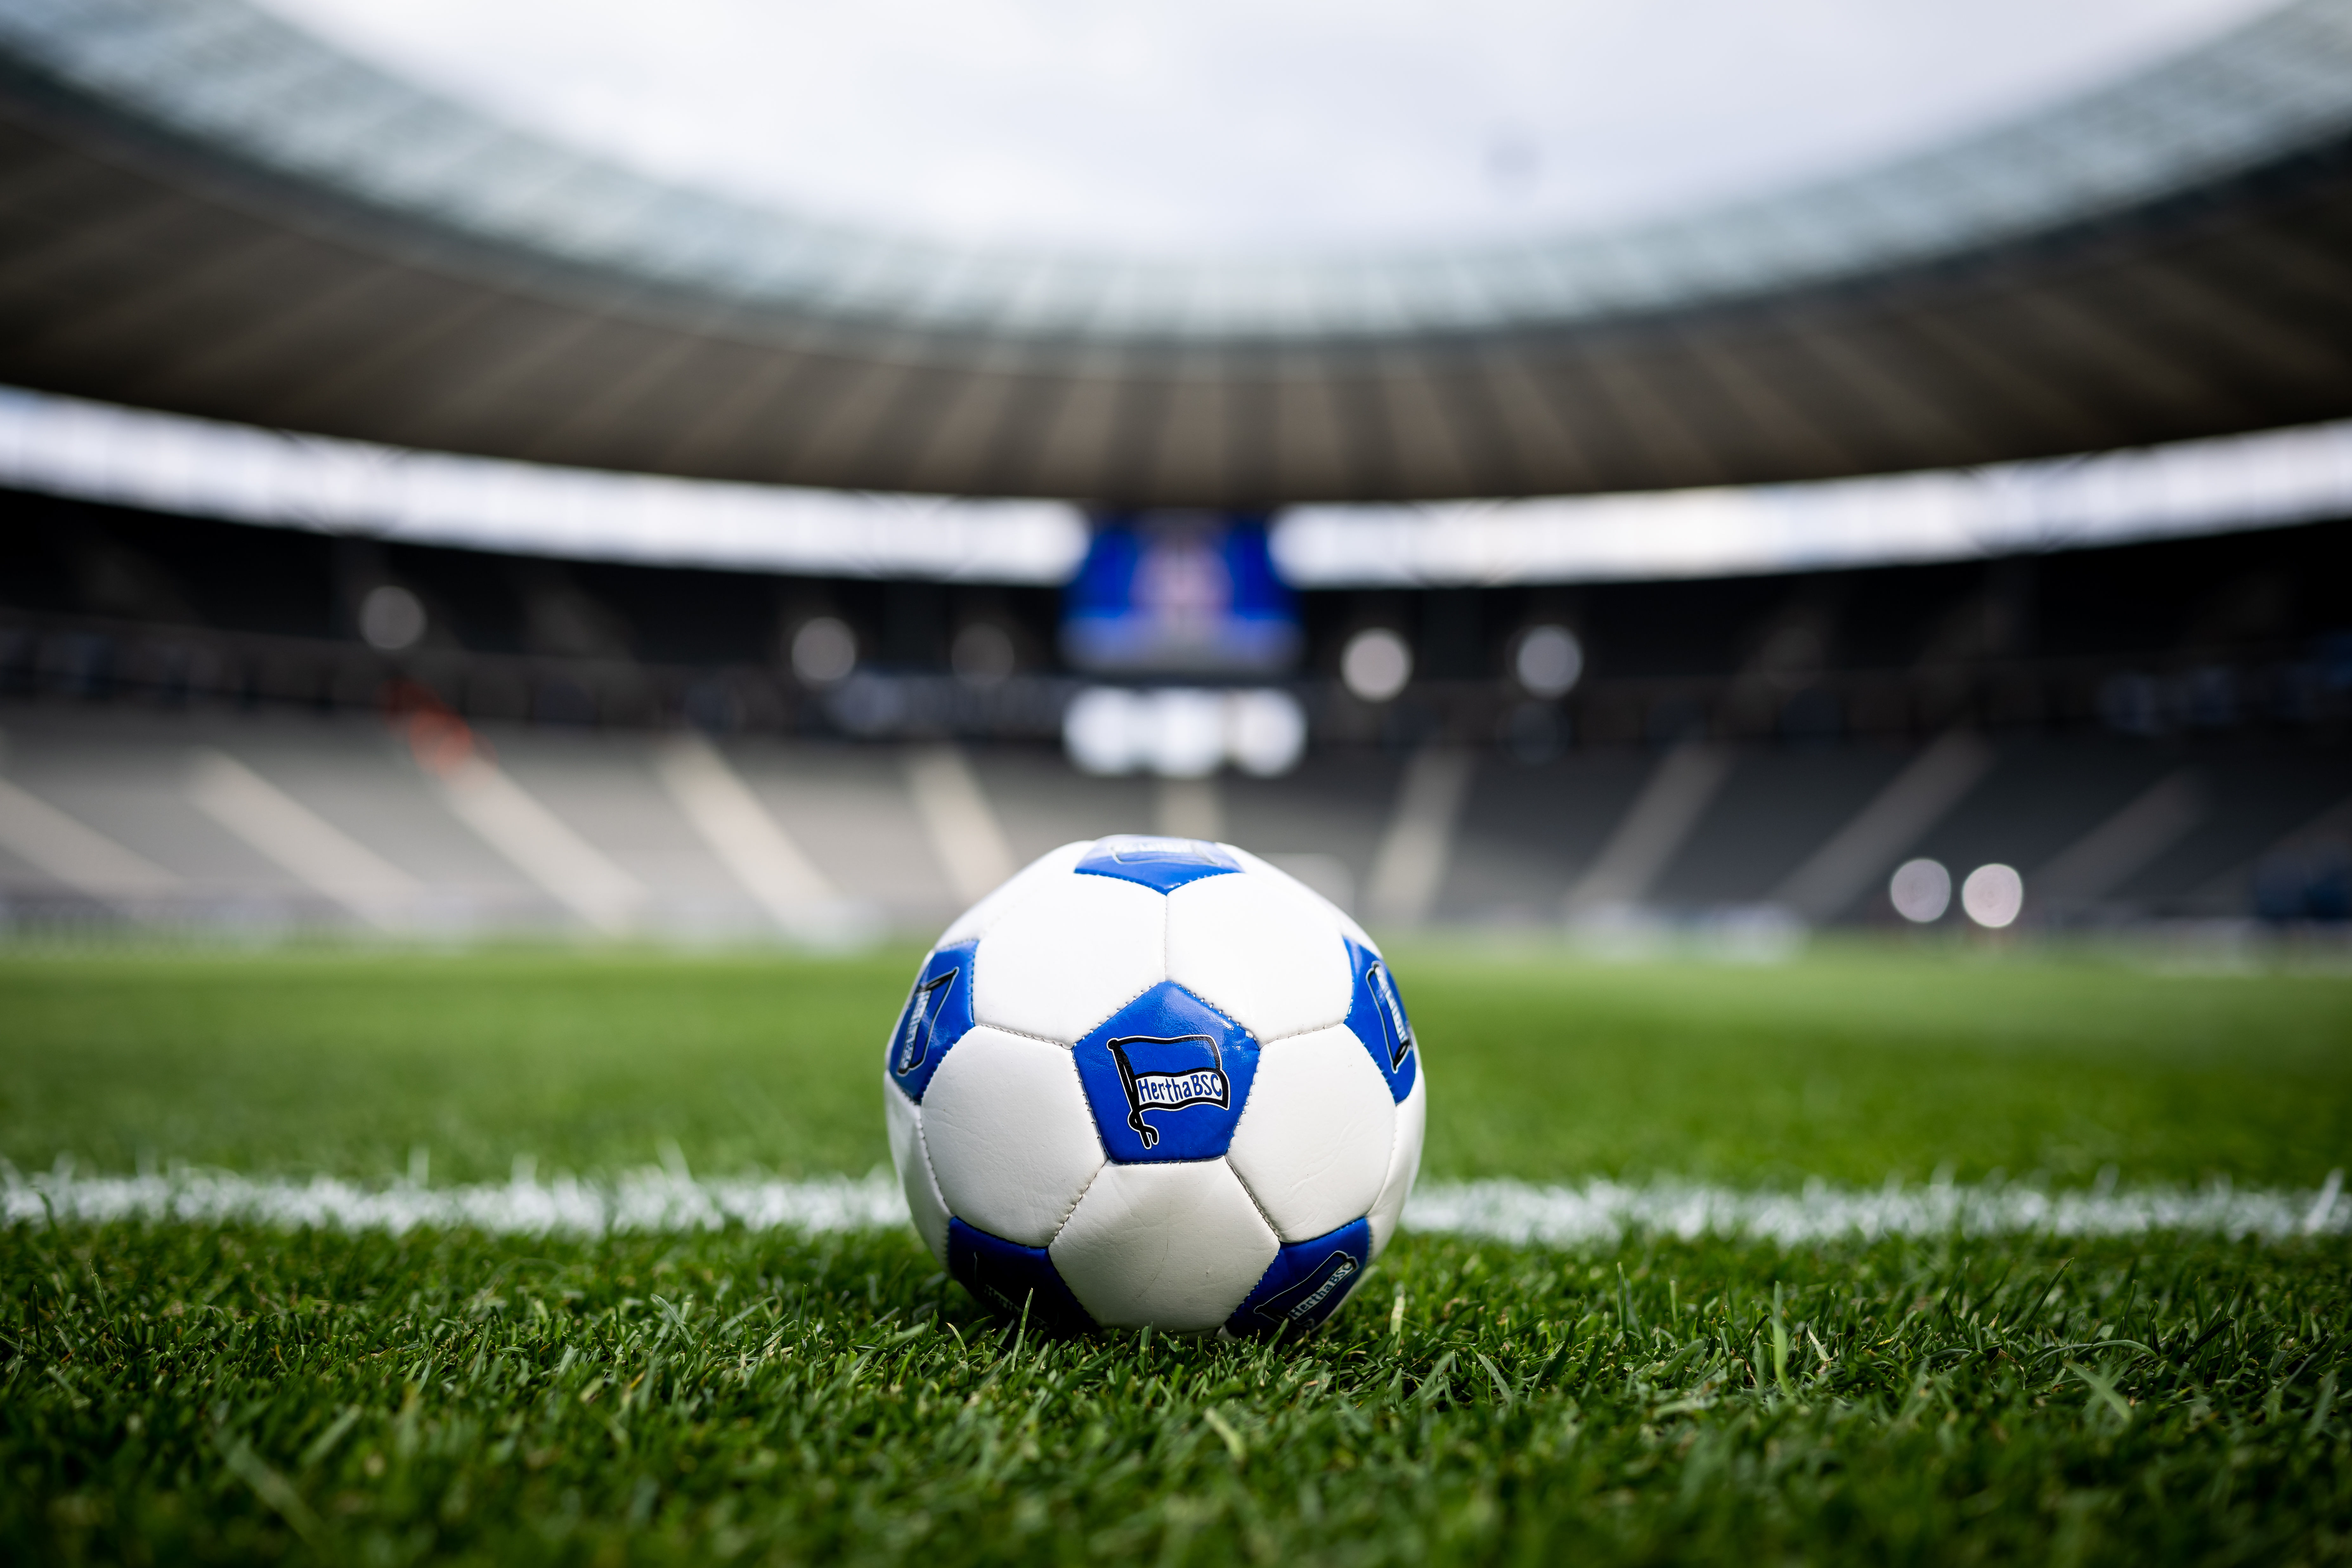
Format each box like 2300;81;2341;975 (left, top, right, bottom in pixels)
1226;1024;1395;1242
1225;844;1380;954
1049;1159;1278;1331
971;870;1166;1044
891;834;1426;1337
1165;869;1354;1042
882;1070;952;1265
937;840;1093;948
920;1027;1104;1247
1367;1065;1427;1258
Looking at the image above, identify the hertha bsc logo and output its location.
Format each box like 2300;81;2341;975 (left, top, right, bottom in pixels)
1367;960;1413;1070
893;967;958;1077
1106;1033;1231;1149
1251;1246;1361;1329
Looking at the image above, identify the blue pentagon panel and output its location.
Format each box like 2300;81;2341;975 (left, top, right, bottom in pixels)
947;1218;1096;1332
1342;938;1418;1103
1228;1217;1374;1337
1072;982;1260;1163
885;941;976;1103
1074;835;1242;894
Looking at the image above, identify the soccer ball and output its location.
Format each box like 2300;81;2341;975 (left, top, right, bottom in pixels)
883;835;1425;1335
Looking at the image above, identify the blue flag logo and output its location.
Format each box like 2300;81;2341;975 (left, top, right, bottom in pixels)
893;967;958;1078
1250;1247;1362;1330
1367;960;1413;1070
1106;1033;1231;1149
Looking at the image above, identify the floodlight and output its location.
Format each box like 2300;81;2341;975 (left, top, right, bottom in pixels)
1962;864;2024;928
1889;859;1952;923
1341;629;1411;702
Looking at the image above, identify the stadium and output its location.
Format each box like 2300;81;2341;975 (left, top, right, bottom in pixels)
1;0;2350;1561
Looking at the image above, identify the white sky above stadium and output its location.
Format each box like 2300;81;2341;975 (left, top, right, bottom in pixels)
253;0;2281;254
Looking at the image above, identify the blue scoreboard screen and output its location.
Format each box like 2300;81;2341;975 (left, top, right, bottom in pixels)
1061;513;1301;676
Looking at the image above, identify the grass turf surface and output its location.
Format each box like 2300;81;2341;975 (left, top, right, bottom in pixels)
3;943;2350;1185
3;944;2350;1562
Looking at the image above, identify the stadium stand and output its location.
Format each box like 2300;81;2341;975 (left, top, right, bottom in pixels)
3;489;2348;936
3;0;2351;940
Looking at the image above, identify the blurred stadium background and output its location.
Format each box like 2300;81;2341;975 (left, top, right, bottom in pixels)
3;0;2352;945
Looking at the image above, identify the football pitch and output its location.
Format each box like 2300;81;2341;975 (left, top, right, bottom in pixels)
3;942;2349;1563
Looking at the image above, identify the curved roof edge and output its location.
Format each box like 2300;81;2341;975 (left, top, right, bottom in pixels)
0;384;1089;583
4;383;2342;588
1277;417;2352;585
4;0;2350;341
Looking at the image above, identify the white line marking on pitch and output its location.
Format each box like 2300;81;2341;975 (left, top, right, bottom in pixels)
1405;1172;2351;1246
6;1169;2343;1244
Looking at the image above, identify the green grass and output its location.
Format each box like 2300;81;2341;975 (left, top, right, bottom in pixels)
3;942;2350;1563
3;944;2349;1186
10;1223;2349;1565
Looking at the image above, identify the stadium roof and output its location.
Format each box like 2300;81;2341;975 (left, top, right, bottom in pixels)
2;0;2352;504
10;384;2350;588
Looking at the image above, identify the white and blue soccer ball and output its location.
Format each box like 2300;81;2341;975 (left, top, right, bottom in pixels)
883;835;1425;1336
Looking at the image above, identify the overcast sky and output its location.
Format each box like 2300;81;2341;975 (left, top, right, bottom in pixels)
259;0;2282;255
